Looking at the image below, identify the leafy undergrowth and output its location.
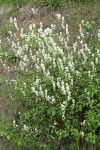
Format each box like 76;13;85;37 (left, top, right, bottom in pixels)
0;2;100;149
0;0;100;9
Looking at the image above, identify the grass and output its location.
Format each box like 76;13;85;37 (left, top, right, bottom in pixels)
0;0;100;7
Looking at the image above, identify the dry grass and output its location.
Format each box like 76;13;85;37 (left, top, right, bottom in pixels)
0;2;100;39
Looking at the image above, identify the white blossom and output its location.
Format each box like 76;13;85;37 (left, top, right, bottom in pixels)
56;13;61;20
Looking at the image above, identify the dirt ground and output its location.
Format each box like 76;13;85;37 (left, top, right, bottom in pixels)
0;139;12;150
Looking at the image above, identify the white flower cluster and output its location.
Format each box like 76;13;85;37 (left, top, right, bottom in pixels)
61;100;67;120
13;120;18;128
0;14;99;121
31;78;56;104
23;124;29;131
98;29;100;41
10;17;19;30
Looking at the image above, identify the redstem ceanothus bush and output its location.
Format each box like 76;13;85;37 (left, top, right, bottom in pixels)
0;12;100;149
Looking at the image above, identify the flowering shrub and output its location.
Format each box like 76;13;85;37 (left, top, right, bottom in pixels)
0;13;100;149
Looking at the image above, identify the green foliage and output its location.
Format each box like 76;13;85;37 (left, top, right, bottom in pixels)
0;121;12;142
8;53;20;62
0;0;100;7
43;0;64;9
0;49;4;57
0;16;100;150
0;0;28;5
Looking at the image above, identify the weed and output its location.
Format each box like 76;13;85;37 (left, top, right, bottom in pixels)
0;14;100;149
0;0;100;8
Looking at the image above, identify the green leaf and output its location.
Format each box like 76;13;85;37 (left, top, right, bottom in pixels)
6;135;10;140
